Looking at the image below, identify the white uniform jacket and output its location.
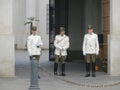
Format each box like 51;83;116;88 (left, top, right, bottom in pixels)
27;34;43;56
54;35;70;56
83;33;99;54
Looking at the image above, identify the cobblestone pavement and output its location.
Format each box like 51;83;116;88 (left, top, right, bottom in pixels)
0;50;120;90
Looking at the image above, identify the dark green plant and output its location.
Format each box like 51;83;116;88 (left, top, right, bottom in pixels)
24;17;39;34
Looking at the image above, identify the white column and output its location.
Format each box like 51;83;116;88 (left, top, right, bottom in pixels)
108;0;120;76
26;0;36;18
38;0;49;49
0;0;15;77
13;0;26;49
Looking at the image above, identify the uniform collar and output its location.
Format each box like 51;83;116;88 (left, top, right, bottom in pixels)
88;32;94;35
32;34;37;36
60;34;65;37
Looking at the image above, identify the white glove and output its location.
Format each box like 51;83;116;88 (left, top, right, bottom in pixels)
58;46;62;50
96;51;99;55
83;52;86;56
62;47;66;50
56;45;62;50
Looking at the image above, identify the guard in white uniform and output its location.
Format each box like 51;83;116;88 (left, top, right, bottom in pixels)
83;25;99;77
54;27;70;76
27;26;43;79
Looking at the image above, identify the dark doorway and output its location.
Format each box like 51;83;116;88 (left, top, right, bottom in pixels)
49;0;68;61
49;0;103;62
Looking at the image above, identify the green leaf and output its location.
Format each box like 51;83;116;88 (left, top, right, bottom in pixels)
27;17;34;21
24;22;32;25
35;19;40;22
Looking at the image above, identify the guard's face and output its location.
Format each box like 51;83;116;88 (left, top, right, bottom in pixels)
32;30;37;35
88;29;93;34
60;31;65;36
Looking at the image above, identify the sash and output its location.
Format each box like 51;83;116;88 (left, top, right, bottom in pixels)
57;36;66;44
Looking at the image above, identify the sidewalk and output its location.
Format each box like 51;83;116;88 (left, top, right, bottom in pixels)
0;50;120;90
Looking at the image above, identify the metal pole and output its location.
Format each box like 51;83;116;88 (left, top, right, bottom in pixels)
29;58;40;90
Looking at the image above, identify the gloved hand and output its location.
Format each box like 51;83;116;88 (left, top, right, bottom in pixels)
96;51;99;55
58;46;62;50
56;45;62;50
62;47;66;50
83;51;86;56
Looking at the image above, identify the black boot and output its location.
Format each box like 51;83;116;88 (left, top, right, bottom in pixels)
54;63;58;75
85;72;90;77
38;75;40;79
61;64;66;76
92;62;96;77
85;63;90;77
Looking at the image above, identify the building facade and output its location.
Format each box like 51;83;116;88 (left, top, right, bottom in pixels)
0;0;120;77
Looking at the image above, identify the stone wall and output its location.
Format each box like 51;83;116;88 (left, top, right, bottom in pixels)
0;0;15;77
